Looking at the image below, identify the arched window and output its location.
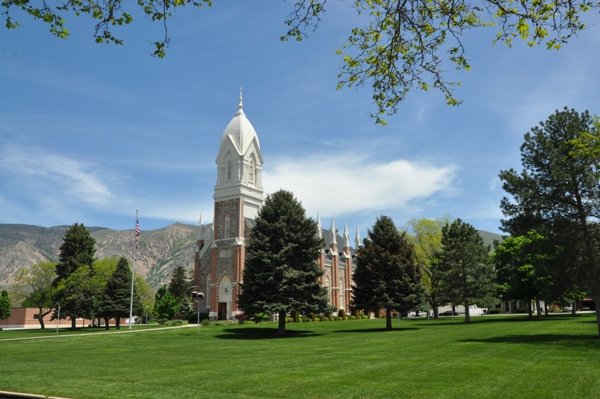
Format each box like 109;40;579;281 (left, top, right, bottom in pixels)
340;278;345;310
206;274;211;308
249;158;255;185
227;159;232;181
225;214;232;238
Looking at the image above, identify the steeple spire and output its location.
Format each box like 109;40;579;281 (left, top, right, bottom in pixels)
330;217;337;245
236;87;244;115
316;212;322;239
197;211;204;240
343;222;350;248
355;225;361;249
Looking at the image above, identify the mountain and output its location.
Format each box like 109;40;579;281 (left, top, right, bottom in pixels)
0;223;198;290
478;230;504;248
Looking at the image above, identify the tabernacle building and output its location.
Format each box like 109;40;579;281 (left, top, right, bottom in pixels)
192;94;360;320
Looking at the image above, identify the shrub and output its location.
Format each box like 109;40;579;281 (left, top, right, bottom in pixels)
165;320;185;327
285;317;293;323
292;311;300;323
333;316;342;321
338;309;347;320
349;315;356;320
515;308;526;314
200;319;212;326
363;315;369;319
251;312;270;323
300;316;311;322
488;309;501;314
328;316;334;321
311;313;317;322
317;314;327;321
235;314;247;324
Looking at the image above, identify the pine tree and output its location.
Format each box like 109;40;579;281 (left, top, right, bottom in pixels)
99;257;141;329
55;223;97;328
437;219;496;323
0;289;11;322
168;265;191;303
238;190;329;336
353;216;425;330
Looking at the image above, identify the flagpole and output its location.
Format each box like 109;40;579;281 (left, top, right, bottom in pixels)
129;209;139;329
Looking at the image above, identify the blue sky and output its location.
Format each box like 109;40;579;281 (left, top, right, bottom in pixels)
1;2;599;235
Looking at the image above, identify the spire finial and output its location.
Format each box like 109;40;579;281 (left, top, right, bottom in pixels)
330;216;337;245
197;211;204;240
237;87;244;114
344;222;350;248
316;212;322;239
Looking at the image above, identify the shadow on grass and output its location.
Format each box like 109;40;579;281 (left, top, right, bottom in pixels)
214;327;322;340
332;327;420;333
460;334;600;347
412;314;590;327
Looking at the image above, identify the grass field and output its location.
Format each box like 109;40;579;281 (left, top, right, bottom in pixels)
1;314;599;399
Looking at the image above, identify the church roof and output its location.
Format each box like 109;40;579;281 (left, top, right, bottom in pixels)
220;91;260;156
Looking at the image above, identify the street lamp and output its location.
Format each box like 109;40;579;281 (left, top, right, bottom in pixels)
192;291;205;335
55;302;61;334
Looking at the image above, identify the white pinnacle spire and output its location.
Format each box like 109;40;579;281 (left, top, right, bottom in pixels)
343;222;350;248
330;217;337;245
355;225;361;249
236;87;244;115
197;211;204;240
316;212;322;239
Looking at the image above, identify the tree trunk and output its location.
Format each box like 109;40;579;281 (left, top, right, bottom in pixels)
431;293;438;319
38;309;52;329
544;300;549;316
71;316;76;329
116;318;120;330
278;311;286;336
527;300;533;320
386;307;392;330
104;317;110;330
536;299;542;318
464;302;470;323
571;302;577;316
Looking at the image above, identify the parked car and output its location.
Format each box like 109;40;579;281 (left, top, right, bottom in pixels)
582;306;591;311
439;311;458;316
563;306;573;312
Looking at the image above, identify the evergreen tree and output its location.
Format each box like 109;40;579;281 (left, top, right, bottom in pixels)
55;223;97;328
99;257;141;329
437;219;496;323
0;288;11;322
154;285;179;323
168;265;191;303
238;190;329;336
500;108;600;334
353;216;425;330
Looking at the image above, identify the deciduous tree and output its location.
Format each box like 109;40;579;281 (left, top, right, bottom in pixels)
153;285;179;323
3;2;598;121
238;190;329;336
13;262;57;329
353;216;425;330
437;219;495;323
406;215;452;318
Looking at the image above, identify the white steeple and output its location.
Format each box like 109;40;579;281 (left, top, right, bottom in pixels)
214;91;265;220
316;212;322;239
343;222;350;248
355;225;361;249
330;217;337;245
197;211;204;240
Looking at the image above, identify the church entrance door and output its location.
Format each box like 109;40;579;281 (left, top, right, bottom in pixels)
218;303;227;320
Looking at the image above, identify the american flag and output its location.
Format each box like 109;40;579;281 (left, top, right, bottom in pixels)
135;217;140;248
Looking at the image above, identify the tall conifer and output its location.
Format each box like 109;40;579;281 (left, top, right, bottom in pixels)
100;257;141;329
353;216;425;330
238;190;329;336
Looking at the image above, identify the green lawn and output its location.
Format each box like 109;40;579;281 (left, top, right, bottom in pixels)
1;315;599;399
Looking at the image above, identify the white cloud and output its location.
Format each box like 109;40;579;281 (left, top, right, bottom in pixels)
263;153;457;217
0;143;115;206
